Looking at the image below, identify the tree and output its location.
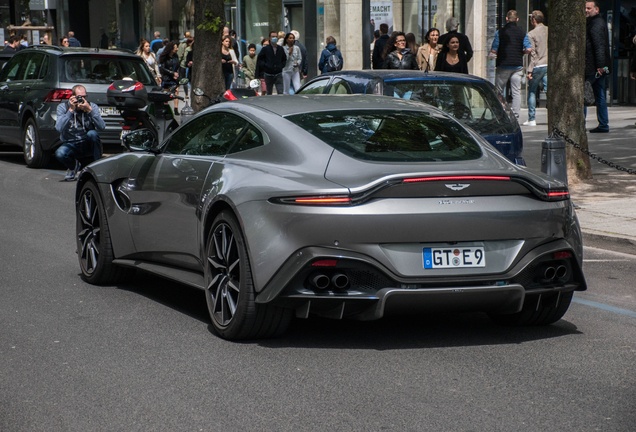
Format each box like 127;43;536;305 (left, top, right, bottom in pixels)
191;0;226;112
547;1;592;183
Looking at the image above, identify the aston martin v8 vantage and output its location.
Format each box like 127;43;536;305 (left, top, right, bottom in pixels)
75;95;586;340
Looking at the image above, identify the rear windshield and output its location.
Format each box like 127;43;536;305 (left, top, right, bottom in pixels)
60;55;155;85
384;80;516;136
285;110;482;162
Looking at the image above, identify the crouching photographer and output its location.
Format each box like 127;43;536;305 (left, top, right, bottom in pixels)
55;85;105;181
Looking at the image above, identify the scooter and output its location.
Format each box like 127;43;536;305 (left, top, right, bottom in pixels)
192;79;260;108
107;78;187;145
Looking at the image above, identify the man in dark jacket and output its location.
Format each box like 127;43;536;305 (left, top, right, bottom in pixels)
256;30;287;94
585;0;610;133
372;24;390;69
491;10;532;117
67;31;81;47
2;35;20;53
438;17;473;62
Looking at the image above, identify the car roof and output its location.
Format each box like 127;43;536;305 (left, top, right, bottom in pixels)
231;94;443;117
317;70;492;84
18;45;139;58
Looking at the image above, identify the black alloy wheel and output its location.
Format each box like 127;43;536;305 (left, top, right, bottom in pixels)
77;181;134;285
205;211;292;340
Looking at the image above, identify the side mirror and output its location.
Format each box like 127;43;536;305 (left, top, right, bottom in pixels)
193;87;204;96
122;129;157;152
179;78;189;85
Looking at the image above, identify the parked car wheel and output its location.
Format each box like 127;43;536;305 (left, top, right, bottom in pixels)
488;291;573;326
76;181;135;285
205;211;292;340
23;118;50;168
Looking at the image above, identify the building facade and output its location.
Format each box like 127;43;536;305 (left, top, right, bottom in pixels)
2;0;635;104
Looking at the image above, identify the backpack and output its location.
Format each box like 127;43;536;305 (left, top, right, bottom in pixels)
326;50;342;72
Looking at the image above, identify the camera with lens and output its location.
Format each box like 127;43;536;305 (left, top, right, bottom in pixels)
76;95;85;104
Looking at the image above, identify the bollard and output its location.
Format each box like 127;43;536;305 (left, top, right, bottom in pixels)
179;103;195;125
541;134;568;185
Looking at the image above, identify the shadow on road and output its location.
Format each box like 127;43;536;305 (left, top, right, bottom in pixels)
116;272;582;348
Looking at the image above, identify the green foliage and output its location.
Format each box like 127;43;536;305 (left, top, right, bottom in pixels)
197;9;223;33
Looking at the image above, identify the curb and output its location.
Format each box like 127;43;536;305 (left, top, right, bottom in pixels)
581;231;636;255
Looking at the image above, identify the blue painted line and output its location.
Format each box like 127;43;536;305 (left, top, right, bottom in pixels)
573;297;636;318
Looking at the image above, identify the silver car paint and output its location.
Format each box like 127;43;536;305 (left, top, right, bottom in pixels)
79;95;584;308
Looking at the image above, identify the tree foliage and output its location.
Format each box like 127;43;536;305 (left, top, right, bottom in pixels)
547;0;592;183
192;0;226;112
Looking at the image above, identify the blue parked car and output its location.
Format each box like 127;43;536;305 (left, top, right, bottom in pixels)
296;70;525;165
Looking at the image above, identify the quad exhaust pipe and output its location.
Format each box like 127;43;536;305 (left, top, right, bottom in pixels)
309;273;330;290
308;272;350;290
331;273;349;290
541;265;568;282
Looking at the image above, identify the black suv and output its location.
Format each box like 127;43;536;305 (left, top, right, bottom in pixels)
0;46;156;167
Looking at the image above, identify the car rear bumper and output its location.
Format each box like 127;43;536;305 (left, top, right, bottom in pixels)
256;239;586;320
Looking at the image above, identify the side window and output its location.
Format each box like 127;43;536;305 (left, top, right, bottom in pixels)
24;54;45;80
328;79;352;94
165;112;247;156
38;55;50;80
0;55;26;82
297;79;330;95
228;124;264;154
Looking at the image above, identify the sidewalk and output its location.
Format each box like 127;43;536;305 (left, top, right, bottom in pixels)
520;106;636;255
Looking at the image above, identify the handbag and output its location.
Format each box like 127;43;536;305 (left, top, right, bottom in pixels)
584;80;595;106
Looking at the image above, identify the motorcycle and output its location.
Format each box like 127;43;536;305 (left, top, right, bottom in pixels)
192;79;260;108
107;78;187;145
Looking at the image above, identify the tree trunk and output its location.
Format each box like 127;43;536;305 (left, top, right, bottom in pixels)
547;0;592;183
192;0;226;112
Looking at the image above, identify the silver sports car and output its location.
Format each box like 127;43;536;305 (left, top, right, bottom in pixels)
75;95;586;340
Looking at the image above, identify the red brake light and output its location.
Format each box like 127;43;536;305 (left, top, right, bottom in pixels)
403;175;511;183
547;192;569;197
554;251;571;259
294;197;351;204
44;89;73;102
223;90;238;101
312;260;338;267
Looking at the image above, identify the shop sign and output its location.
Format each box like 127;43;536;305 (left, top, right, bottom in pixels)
371;1;393;29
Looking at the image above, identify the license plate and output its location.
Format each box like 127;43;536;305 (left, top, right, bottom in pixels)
423;247;486;269
100;106;120;116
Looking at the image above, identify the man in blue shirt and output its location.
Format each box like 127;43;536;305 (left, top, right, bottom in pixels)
491;10;532;118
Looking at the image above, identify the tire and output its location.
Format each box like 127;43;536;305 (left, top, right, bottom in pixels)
205;211;292;340
488;291;573;326
23;118;50;168
76;181;135;285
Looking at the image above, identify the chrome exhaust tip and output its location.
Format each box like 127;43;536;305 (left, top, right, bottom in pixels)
544;266;556;280
331;273;349;290
555;265;567;279
309;273;330;290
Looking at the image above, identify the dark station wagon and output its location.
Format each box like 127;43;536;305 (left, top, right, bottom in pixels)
0;46;156;167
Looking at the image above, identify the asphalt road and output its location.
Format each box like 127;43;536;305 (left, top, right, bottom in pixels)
1;152;635;431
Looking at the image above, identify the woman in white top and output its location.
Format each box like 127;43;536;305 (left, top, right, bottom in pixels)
282;33;302;95
136;38;161;84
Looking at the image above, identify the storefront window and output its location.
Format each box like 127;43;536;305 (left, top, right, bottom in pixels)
241;0;283;48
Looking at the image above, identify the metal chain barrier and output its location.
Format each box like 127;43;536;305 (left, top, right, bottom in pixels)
552;127;636;175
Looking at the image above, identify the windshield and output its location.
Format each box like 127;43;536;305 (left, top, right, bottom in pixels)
60;56;155;86
286;110;482;162
385;80;516;136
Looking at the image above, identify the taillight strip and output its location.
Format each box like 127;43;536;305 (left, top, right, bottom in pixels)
403;175;511;183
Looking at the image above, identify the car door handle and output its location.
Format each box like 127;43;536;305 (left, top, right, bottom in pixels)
23;86;31;92
186;176;199;182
